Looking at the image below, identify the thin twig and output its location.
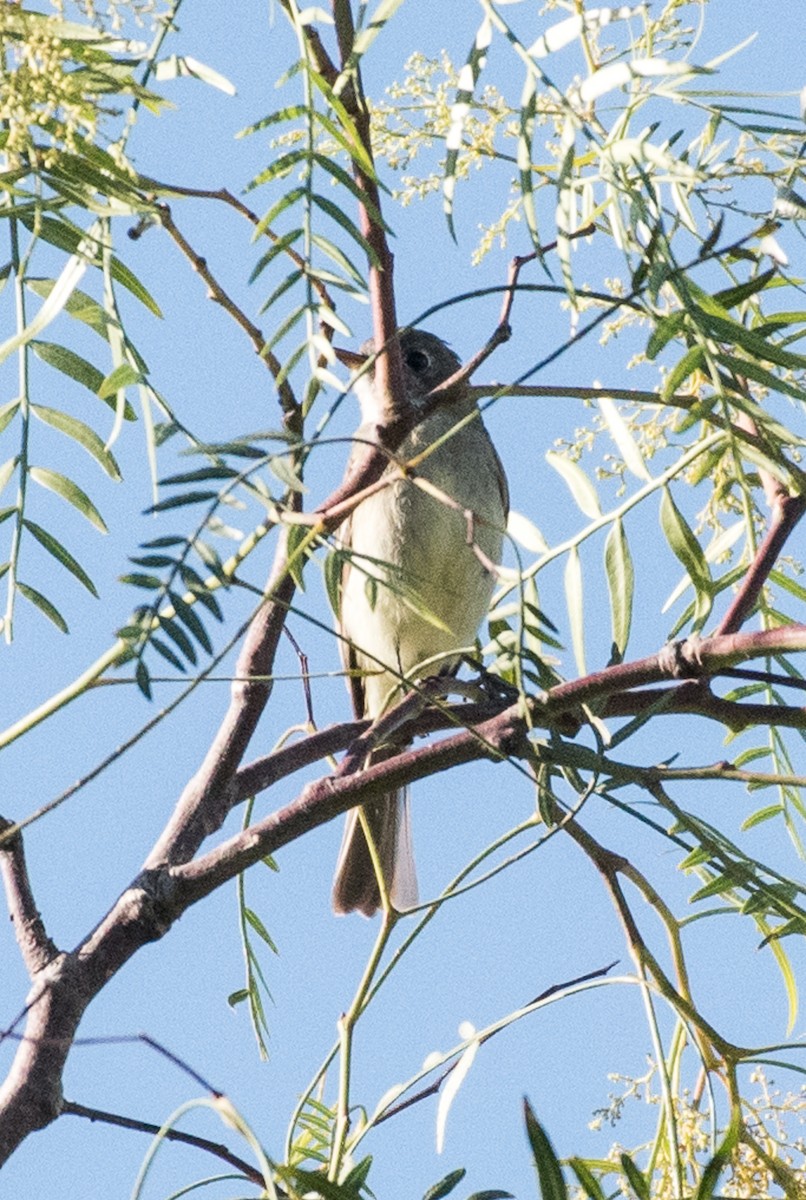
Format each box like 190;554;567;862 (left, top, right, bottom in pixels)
136;179;333;310
283;626;315;726
155;202;299;419
61;1100;266;1188
376;961;617;1124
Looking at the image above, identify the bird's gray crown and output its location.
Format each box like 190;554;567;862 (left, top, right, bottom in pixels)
360;329;462;400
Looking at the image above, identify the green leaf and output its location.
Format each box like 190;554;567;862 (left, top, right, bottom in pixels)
597;396;651;481
286;523;310;590
150;635;186;672
263;303;307;356
690;873;737;903
154;53;236;95
742;804;783;830
698;308;806;370
694;1120;740;1200
259;267;304;316
714;268;777;310
168;591;213;654
135;658;152;699
227;988;249;1008
646;310;686;359
323;548;343;617
249;148;309;190
238;103;307;138
159;466;238;486
97;362;141;399
157;614;197;665
546;452;601;519
311;192;382;266
568;1159;606;1200
27;278;112;339
29;466;107;533
31;340;105;392
16;580;68;632
564;546;585;676
121;572;163;589
0;399;20;436
269;454;306;493
283;1167;363;1200
31;405;121;479
254;184;307;233
662;345;705;398
310;232;366;290
443;14;492;238
422;1168;466;1200
30;341;136;418
659;487;712;629
129;554;177;568
23;519;98;596
619;1153;650;1200
148;490;219;513
245;907;279;953
716;351;806;402
604;519;634;658
250;228;304;284
523;1100;567;1200
314;154;390;231
21;216;163;316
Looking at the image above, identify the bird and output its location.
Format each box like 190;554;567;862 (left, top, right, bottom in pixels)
331;328;509;916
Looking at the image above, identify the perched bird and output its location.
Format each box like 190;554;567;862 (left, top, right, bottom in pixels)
332;329;509;916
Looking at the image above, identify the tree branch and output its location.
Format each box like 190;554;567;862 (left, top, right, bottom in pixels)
61;1100;266;1188
0;819;58;977
155;202;299;422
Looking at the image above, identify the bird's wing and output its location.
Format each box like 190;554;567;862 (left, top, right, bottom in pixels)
491;437;510;517
337;511;367;720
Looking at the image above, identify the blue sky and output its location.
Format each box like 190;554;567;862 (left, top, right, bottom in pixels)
2;2;805;1197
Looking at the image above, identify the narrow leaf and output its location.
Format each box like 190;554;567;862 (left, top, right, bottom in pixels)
695;1121;740;1200
659;487;712;628
23;519;98;595
423;1169;467;1200
245;907;279;953
604;519;634;657
436;1036;478;1154
663;345;705;398
564;546;586;676
597;396;651;481
32;340;104;392
32;405;121;479
546;451;601;519
29;466;107;532
16;580;68;632
523;1100;568;1200
27;278;111;339
619;1153;649;1200
135;659;152;699
150;636;186;672
169;591;213;653
97;362;141;399
568;1159;606;1200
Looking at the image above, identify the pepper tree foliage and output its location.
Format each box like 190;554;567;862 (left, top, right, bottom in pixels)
1;0;806;1196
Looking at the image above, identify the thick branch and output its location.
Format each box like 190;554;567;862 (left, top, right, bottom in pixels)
715;493;806;636
0;819;58;977
144;536;298;868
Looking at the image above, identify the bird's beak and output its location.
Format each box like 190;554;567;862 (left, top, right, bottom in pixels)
334;347;369;370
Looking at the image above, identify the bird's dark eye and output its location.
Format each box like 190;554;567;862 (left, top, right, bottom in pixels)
405;348;430;374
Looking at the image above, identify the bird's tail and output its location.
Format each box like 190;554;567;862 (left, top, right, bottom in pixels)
331;788;418;916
